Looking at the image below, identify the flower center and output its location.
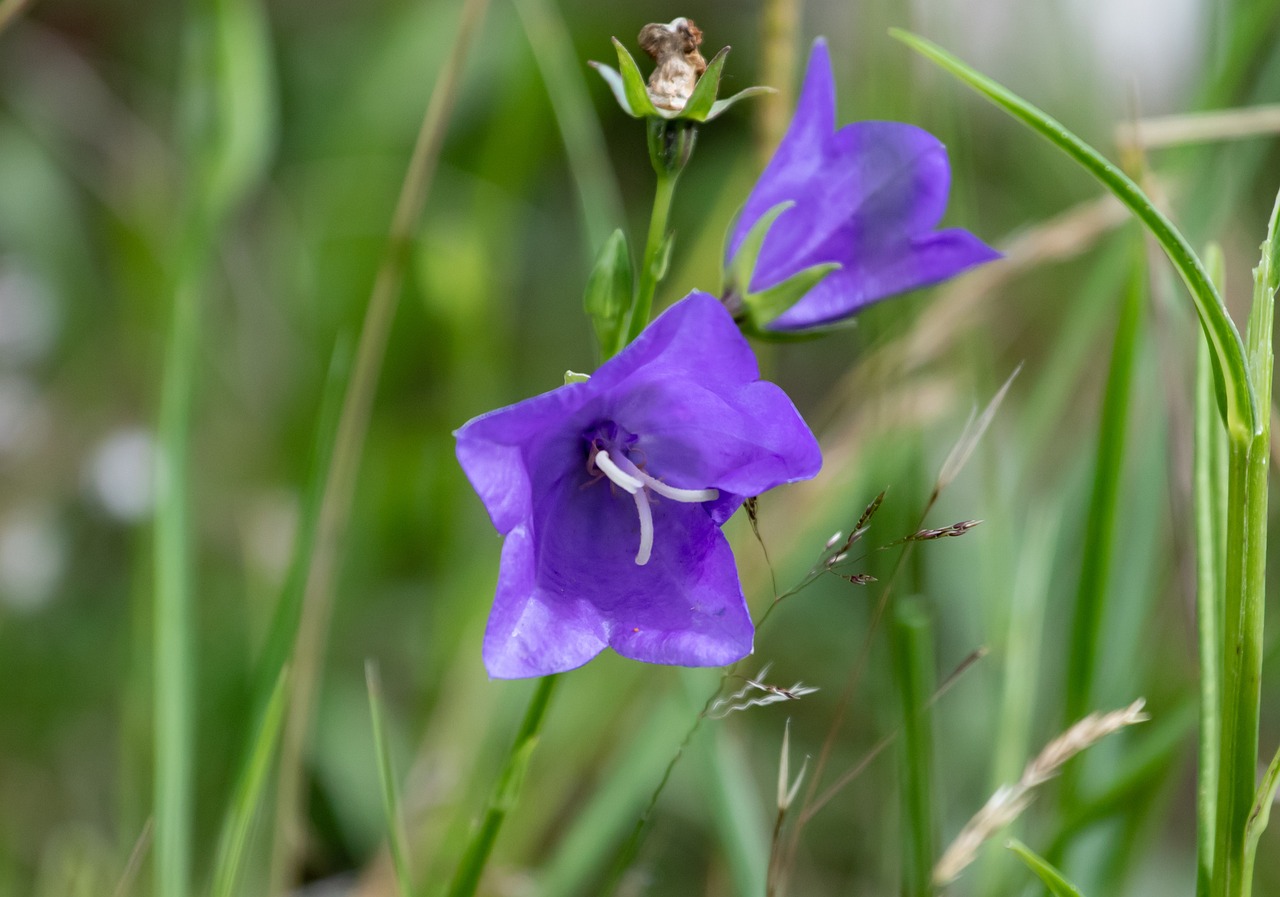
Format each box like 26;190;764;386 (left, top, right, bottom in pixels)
585;426;718;566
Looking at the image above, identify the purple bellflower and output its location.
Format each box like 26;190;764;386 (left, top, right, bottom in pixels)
455;292;821;679
725;39;1000;331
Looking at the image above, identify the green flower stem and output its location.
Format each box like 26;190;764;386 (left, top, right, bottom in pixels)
446;674;559;897
625;167;679;347
1213;191;1279;897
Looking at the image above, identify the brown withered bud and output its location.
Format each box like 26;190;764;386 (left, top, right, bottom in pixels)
637;17;708;112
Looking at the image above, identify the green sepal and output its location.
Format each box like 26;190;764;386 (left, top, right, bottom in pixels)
612;37;661;118
563;370;590;385
583;229;634;359
723;198;839;334
741;262;841;332
706;86;775;121
724;200;794;298
591;41;772;123
1006;839;1086;897
589;62;638;118
680;46;730;120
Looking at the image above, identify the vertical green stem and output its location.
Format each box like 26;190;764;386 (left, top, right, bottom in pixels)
446;674;559;897
624;168;678;346
1212;192;1276;897
892;596;937;897
153;264;199;897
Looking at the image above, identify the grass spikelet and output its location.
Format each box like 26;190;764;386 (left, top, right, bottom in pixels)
933;699;1149;885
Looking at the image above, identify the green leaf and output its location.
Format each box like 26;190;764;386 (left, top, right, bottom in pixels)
611;37;660;118
366;662;413;897
583;229;633;358
705;85;775;121
890;29;1258;444
208;667;290;897
1006;839;1086;897
681;45;730;120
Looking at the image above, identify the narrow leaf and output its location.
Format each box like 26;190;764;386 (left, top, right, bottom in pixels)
891;29;1257;443
208;667;290;897
366;662;413;897
1006;839;1086;897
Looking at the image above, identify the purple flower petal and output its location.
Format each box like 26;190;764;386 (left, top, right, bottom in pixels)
456;292;820;678
727;38;999;330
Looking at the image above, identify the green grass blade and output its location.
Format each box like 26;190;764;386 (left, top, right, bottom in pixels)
208;667;290;897
153;268;199;897
366;663;413;897
890;29;1258;444
891;596;937;897
1195;244;1229;897
682;670;768;897
536;695;691;896
1007;838;1086;897
511;0;625;249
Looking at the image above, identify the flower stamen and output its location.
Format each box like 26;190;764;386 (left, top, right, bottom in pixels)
594;448;720;566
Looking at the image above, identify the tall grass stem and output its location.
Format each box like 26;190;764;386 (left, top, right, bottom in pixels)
1212;187;1279;897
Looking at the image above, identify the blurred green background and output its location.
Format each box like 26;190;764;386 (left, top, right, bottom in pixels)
0;0;1278;895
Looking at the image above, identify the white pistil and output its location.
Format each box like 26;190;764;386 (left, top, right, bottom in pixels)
593;447;720;567
594;450;643;493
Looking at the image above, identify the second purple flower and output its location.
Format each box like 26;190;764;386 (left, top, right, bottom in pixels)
725;39;1000;331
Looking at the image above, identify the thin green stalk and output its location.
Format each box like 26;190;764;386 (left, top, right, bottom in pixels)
1195;245;1229;897
269;0;490;887
446;674;558;897
892;596;937;897
366;663;413;897
208;666;290;897
153;263;200;897
1214;188;1280;897
623;167;679;346
510;0;625;251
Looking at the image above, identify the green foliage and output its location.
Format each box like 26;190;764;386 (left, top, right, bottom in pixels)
0;2;1278;897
